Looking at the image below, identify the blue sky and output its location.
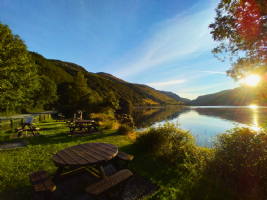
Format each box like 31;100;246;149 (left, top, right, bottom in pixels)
1;0;240;100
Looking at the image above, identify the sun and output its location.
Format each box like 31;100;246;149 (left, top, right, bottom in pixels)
245;75;260;86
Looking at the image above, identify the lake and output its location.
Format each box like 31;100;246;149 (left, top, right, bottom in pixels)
128;106;267;147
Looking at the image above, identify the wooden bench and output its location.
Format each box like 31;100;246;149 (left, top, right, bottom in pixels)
86;169;133;199
112;151;134;170
29;170;56;200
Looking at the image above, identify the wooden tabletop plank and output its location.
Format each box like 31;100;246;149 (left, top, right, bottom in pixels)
69;146;100;164
52;143;118;167
76;145;108;161
52;154;67;166
61;148;89;165
82;143;115;159
94;143;117;152
56;151;79;165
89;143;118;157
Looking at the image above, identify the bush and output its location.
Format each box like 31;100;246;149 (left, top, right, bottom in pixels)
210;126;267;198
103;120;120;130
135;121;196;165
118;124;134;135
88;113;115;123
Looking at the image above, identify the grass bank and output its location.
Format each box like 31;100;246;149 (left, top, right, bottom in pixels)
0;118;263;200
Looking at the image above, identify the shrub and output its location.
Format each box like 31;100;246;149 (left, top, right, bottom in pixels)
135;121;196;165
117;124;134;135
88;113;115;122
103;120;120;130
210;126;267;198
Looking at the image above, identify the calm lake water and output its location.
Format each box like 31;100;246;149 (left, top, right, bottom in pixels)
128;106;267;147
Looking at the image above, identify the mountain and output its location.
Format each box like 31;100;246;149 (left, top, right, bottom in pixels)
97;72;184;105
30;52;183;107
158;91;192;104
191;87;266;106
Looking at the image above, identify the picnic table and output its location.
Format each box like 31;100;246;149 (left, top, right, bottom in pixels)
29;143;134;199
16;122;39;137
51;143;118;182
67;120;99;134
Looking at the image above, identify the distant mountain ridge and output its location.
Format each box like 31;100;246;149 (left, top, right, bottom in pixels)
191;87;266;106
158;91;192;104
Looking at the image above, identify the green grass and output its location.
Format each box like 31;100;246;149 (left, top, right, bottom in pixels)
0;119;236;200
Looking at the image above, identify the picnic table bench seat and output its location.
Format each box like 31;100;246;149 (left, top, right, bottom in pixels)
29;170;56;200
111;151;134;170
86;169;133;199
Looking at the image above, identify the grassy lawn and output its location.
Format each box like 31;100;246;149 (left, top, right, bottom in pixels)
0;119;236;200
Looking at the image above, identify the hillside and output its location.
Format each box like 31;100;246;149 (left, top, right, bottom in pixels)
30;52;183;107
97;72;184;105
191;87;264;106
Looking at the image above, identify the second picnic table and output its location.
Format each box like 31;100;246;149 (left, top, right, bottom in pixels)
68;120;99;134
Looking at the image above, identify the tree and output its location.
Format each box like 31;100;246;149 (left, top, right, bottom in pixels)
101;92;120;114
33;75;58;109
209;0;267;97
68;71;102;112
0;22;40;109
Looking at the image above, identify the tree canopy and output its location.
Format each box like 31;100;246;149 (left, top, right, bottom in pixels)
0;22;40;109
210;0;267;99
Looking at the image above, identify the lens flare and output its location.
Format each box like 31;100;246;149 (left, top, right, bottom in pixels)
245;75;260;86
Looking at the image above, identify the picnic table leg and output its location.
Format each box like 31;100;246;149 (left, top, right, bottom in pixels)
96;165;106;179
29;125;36;136
18;125;26;137
70;127;76;134
51;166;65;181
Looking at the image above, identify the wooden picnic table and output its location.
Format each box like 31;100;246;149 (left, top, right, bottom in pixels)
17;123;38;137
68;120;97;134
51;143;118;182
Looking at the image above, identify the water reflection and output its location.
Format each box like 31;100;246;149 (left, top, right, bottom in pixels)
130;106;267;147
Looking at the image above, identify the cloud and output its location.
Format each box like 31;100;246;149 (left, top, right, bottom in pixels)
192;70;226;74
105;1;218;78
146;79;186;87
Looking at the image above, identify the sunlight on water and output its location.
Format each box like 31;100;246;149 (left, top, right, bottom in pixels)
251;108;260;132
249;105;258;108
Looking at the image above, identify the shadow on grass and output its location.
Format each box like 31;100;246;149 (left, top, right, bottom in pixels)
23;130;120;146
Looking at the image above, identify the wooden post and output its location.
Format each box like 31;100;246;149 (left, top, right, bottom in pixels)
10;119;13;128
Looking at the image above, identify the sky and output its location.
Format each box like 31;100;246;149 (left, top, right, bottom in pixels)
1;0;240;100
